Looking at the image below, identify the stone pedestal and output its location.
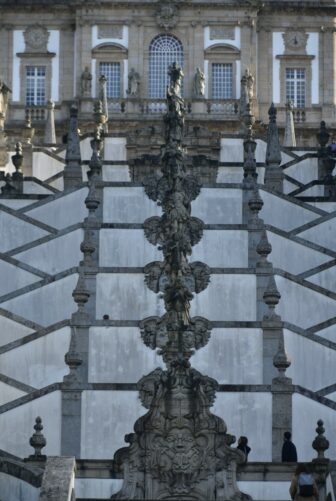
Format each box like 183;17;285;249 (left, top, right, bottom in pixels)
192;99;206;114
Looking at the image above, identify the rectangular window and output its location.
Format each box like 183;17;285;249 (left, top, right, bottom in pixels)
286;68;306;108
212;63;233;99
26;66;46;106
99;62;121;98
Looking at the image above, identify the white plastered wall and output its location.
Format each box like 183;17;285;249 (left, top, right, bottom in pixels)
285;329;336;391
0;473;39;501
0;327;70;388
1;274;78;326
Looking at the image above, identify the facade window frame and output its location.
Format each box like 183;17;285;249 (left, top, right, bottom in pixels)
92;44;128;99
211;62;233;100
285;67;306;108
148;34;184;99
99;61;121;98
204;44;240;100
277;54;314;108
25;65;46;106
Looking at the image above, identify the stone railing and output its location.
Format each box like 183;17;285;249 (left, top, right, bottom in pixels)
107;99;126;114
276;106;323;125
206;99;240;116
105;98;240;117
25;106;46;121
7;104;46;122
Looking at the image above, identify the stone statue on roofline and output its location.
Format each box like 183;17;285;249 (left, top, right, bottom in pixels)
193;67;205;98
127;68;140;97
81;66;92;96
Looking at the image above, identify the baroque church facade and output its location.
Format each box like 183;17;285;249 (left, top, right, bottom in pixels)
0;0;335;500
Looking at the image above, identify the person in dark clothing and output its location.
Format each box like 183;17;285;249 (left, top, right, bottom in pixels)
237;436;251;463
282;431;298;462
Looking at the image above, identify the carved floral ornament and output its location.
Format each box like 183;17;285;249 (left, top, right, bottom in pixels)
24;24;49;51
155;2;179;30
283;31;309;53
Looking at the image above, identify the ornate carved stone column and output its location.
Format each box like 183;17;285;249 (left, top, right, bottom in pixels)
62;135;103;457
112;63;252;501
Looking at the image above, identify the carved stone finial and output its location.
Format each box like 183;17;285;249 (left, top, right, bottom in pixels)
265;103;283;192
72;268;90;317
99;75;108;133
263;274;281;319
256;229;272;265
273;333;291;378
248;187;264;225
64;326;82;384
80;230;95;266
85;180;100;217
64;104;82;189
44;99;56;145
312;420;329;460
284;100;296;147
23;109;35;145
25;109;32;128
29;416;47;460
243;130;257;186
12;142;23;174
317;121;330;149
88;131;103;180
242;102;255;138
93;99;106;129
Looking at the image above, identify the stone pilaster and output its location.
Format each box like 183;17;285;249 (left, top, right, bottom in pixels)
321;29;336;122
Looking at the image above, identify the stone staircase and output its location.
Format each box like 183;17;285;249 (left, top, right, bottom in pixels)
0;135;335;500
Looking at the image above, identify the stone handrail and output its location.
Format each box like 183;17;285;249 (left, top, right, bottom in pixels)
39;456;76;501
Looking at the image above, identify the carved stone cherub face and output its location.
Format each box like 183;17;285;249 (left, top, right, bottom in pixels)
167;428;194;454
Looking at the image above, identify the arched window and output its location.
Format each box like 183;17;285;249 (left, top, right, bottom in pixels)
149;35;183;98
